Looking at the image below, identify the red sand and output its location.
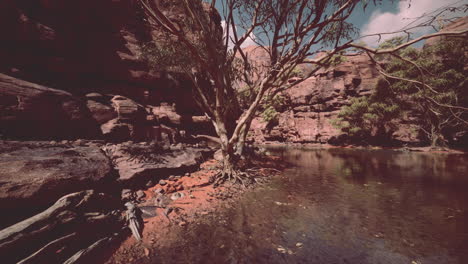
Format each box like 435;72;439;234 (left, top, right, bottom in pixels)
105;158;281;264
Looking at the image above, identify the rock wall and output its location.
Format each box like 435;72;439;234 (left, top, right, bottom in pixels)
0;0;216;140
249;17;468;145
249;53;383;144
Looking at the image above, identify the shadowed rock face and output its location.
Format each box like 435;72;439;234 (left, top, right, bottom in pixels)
0;73;101;139
0;0;208;114
0;0;221;140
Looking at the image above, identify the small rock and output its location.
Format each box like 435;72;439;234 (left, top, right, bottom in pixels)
154;188;164;194
185;173;190;176
374;233;384;238
61;140;69;144
170;192;185;201
159;180;167;186
121;189;133;200
277;246;287;254
178;221;187;227
136;190;146;200
146;180;154;188
168;175;176;181
296;242;303;248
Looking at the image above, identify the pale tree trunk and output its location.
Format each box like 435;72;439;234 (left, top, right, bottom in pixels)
235;116;253;157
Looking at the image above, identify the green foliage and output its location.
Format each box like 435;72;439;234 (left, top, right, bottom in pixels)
140;40;193;72
290;67;304;78
334;35;468;146
261;106;279;123
261;94;286;123
329;53;348;67
332;95;400;140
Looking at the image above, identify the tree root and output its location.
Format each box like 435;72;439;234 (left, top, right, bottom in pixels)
213;168;256;188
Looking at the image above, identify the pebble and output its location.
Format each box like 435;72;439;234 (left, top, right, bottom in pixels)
277;246;287;254
136;190;146;200
154;188;164;194
170;192;185;201
121;189;133;200
146;180;154;188
296;242;303;247
159;180;167;186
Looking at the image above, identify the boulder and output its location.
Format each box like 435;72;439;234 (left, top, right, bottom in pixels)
102;143;211;187
152;103;182;126
99;96;147;142
0;74;100;139
86;99;117;125
0;141;115;211
101;118;133;142
111;96;145;121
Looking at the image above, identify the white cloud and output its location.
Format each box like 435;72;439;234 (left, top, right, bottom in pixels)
221;20;257;49
360;0;464;46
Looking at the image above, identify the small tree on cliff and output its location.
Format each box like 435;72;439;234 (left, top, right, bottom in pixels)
139;0;467;183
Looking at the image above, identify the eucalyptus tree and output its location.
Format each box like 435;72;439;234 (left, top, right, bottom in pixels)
138;0;467;183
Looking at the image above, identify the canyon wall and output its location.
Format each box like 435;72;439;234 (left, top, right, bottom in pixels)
0;0;215;140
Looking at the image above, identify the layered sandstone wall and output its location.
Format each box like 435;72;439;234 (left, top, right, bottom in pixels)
0;0;216;140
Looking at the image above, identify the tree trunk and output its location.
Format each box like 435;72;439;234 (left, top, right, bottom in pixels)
235;121;251;157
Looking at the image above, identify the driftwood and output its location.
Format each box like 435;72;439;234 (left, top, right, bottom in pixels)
63;236;117;264
0;190;124;263
17;233;78;264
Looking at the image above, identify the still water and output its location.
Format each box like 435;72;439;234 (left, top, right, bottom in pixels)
153;148;468;264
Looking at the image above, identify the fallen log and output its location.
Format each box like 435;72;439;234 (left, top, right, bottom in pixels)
63;236;116;264
17;233;77;264
0;190;123;263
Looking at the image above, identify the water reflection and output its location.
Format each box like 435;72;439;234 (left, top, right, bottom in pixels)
150;148;468;264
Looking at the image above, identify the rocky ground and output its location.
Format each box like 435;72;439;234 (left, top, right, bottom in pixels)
0;138;282;264
0;139;214;263
104;156;283;264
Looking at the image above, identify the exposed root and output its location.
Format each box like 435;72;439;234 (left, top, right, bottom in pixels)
213;169;255;188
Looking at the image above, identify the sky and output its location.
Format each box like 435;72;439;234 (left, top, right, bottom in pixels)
215;0;467;48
